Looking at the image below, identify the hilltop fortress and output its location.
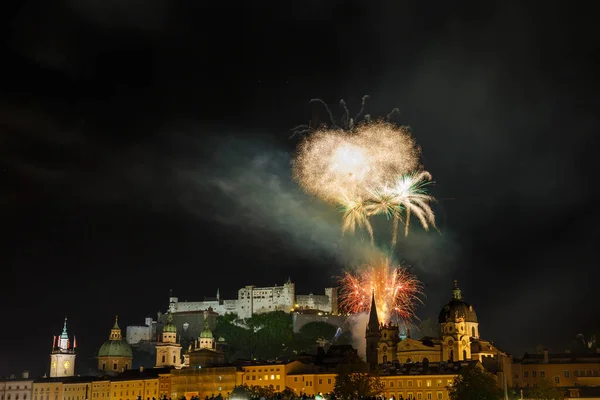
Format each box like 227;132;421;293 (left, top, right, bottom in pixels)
126;279;339;345
168;278;338;319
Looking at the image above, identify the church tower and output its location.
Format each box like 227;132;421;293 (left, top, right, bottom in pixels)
439;280;479;362
97;316;133;374
155;312;182;369
365;293;381;370
49;317;76;377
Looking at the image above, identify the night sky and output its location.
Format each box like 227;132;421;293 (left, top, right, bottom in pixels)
2;1;598;378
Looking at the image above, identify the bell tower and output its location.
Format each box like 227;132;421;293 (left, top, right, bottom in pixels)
365;292;381;369
155;312;182;369
49;317;76;377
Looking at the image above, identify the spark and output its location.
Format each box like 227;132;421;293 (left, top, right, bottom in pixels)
338;258;424;324
291;97;437;245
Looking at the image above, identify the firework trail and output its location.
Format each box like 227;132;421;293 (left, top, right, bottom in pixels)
338;257;424;324
291;97;437;245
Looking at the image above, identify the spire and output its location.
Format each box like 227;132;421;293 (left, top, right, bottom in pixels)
61;317;69;338
109;316;123;341
367;291;380;332
452;280;462;300
216;288;220;301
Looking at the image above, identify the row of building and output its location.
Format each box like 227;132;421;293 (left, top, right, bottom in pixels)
3;281;600;399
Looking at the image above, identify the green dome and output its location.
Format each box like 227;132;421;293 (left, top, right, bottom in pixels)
98;340;133;358
200;325;213;339
163;312;177;333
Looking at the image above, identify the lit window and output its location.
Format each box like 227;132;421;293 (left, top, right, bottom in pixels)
427;380;432;387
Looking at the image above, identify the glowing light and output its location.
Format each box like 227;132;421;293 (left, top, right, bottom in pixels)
293;119;436;245
338;258;423;324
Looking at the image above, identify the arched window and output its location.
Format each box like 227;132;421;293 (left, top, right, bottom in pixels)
383;355;388;363
101;363;105;370
162;355;166;363
406;358;412;363
463;350;467;360
173;355;176;363
113;363;117;370
471;327;475;337
449;350;454;361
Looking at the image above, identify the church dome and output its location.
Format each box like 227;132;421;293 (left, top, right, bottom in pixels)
98;340;133;358
200;324;213;339
438;281;478;323
98;317;133;358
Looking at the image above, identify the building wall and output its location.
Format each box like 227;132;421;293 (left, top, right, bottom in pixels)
97;357;132;374
166;281;336;320
285;374;336;396
49;354;76;378
155;344;182;369
513;361;600;388
62;382;91;400
241;364;287;392
90;381;110;400
1;378;34;400
380;375;456;400
169;367;240;399
109;378;159;400
125;326;152;345
32;381;62;400
157;375;171;399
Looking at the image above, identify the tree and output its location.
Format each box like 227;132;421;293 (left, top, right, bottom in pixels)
526;379;565;400
279;387;296;400
333;363;383;399
230;385;254;400
447;364;502;400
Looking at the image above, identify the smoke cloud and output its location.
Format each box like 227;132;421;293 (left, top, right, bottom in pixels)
346;312;369;361
175;132;457;278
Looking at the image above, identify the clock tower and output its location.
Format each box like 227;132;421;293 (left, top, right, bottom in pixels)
49;317;76;377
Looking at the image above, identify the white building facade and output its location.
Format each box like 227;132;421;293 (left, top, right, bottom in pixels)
167;279;338;319
0;373;33;400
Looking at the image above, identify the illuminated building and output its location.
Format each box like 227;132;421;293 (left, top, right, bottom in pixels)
109;368;165;400
370;281;509;366
513;351;600;389
240;360;337;396
367;281;512;392
97;317;133;374
167;279;338;320
49;318;76;378
1;372;33;400
32;377;95;400
154;313;183;369
169;366;240;399
378;366;474;400
186;313;225;368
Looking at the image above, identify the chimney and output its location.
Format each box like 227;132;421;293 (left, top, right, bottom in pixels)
22;371;29;379
543;349;549;363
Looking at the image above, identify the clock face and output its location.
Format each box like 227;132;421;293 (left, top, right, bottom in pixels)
63;361;70;369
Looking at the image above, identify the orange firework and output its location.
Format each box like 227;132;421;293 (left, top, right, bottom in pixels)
338;258;423;324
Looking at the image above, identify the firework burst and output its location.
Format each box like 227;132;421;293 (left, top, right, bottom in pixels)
338;258;424;324
292;97;437;244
